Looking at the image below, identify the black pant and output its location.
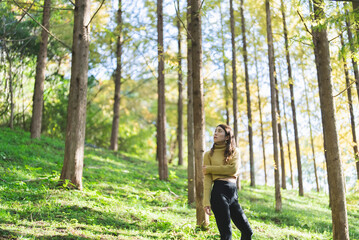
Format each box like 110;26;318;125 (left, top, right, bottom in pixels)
210;180;253;240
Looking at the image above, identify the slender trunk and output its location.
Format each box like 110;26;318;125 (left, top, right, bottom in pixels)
31;0;51;139
187;0;195;206
110;0;122;151
312;0;349;238
280;76;294;189
60;0;91;190
177;0;183;166
230;0;241;191
230;0;238;144
345;6;359;178
157;0;168;180
265;0;282;212
254;44;267;186
340;34;359;180
303;72;319;192
281;0;303;194
309;0;322;194
274;65;286;190
219;3;230;126
240;0;254;187
191;0;208;227
351;2;359;101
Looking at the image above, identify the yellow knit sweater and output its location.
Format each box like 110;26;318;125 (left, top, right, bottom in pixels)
203;144;240;207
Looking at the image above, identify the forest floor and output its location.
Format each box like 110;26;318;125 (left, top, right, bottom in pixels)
0;127;358;239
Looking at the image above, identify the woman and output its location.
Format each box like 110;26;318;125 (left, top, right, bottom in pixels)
202;124;253;240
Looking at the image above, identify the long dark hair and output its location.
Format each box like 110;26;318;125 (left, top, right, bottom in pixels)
210;124;236;164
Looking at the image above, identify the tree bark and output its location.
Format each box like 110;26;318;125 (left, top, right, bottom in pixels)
280;0;303;194
230;0;238;144
280;76;294;189
219;3;230;126
110;0;122;151
274;67;286;190
340;33;359;180
60;0;91;190
177;0;183;166
254;43;267;186
240;0;254;187
187;0;195;207
191;0;208;227
345;6;359;103
265;0;282;212
157;0;168;180
30;0;51;139
312;0;349;238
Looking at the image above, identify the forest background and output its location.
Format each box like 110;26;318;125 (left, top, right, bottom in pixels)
1;0;359;238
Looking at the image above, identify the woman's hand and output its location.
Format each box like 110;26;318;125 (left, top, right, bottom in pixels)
204;206;212;215
202;166;207;175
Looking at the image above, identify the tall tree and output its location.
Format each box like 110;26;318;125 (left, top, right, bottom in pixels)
311;0;349;238
30;0;51;139
280;76;294;189
345;4;359;103
230;0;241;191
274;66;286;190
240;0;254;187
302;69;319;192
280;0;303;194
230;0;238;143
176;0;183;166
340;33;359;180
219;2;230;125
191;0;208;227
254;41;267;186
60;0;91;190
157;0;168;180
265;0;282;211
110;0;123;151
187;0;195;206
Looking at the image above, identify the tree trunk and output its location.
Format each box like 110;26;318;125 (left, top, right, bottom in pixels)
110;0;122;151
191;0;208;227
187;0;195;207
340;33;359;180
345;6;359;178
240;0;254;187
274;66;286;190
219;3;230;126
177;0;183;166
265;0;282;212
4;46;14;129
345;7;359;103
254;44;267;186
30;0;51;139
60;0;91;190
230;0;241;191
280;0;303;194
280;76;294;189
303;70;319;192
230;0;238;144
157;0;168;180
312;0;349;238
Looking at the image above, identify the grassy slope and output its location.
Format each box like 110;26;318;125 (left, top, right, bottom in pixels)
0;127;358;240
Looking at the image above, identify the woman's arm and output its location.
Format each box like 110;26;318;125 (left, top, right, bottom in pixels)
203;152;212;207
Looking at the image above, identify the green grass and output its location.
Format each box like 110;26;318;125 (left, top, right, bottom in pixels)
0;127;358;239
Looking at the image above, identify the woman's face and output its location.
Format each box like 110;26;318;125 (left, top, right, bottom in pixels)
213;126;227;144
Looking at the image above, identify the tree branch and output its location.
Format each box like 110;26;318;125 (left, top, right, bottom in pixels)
86;0;105;28
333;79;357;97
173;0;194;41
12;0;72;50
297;10;313;37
